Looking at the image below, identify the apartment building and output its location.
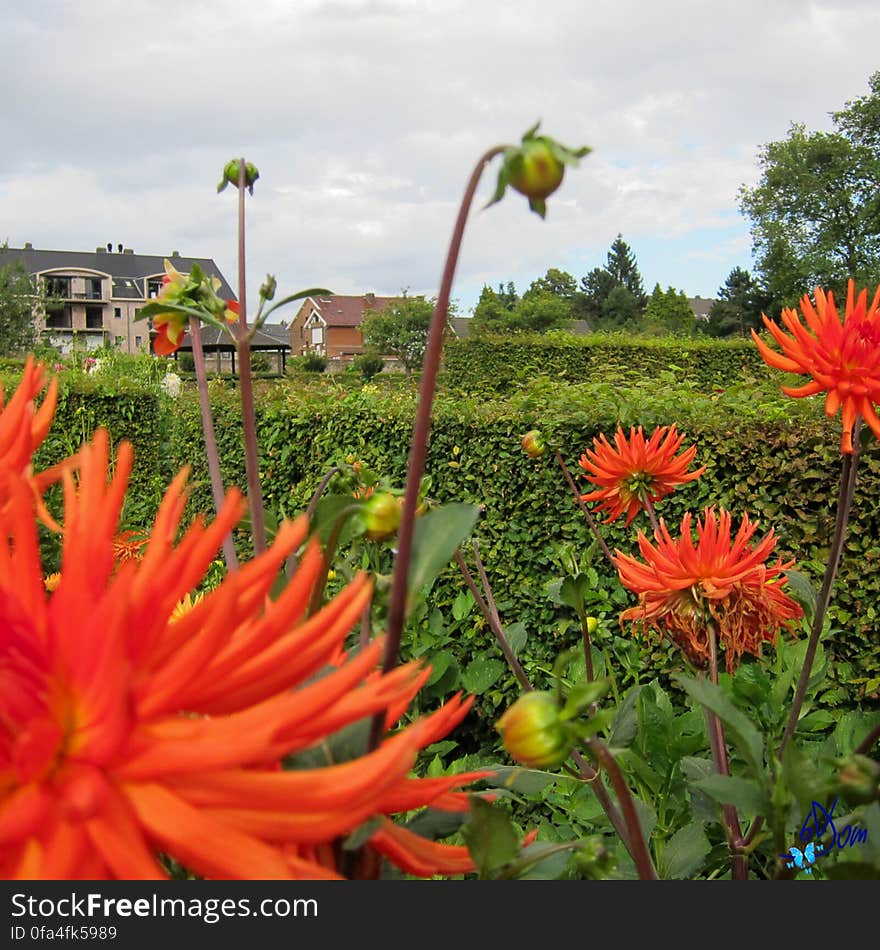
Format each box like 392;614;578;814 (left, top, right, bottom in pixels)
2;243;236;355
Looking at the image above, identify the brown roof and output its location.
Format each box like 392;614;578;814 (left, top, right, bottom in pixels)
311;294;397;327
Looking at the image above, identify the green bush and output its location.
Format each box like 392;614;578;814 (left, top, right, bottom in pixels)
443;333;771;392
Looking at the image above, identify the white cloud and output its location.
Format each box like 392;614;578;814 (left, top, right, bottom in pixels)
2;0;878;314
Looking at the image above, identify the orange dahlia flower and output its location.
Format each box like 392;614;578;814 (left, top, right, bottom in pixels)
579;425;705;526
752;280;880;454
0;357;69;530
0;422;485;879
613;508;803;673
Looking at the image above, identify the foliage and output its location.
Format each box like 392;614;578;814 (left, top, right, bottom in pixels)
706;267;770;338
352;350;386;380
361;291;434;377
739;72;880;310
579;234;647;328
642;284;696;336
442;333;771;393
296;350;328;373
0;247;42;356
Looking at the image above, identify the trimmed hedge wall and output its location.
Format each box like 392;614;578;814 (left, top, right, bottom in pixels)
442;333;772;392
10;368;880;747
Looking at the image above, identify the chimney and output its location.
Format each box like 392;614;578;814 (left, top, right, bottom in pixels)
365;292;376;305
123;248;134;254
171;250;180;257
96;246;107;254
24;242;33;249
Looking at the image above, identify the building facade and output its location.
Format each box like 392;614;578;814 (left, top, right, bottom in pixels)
288;293;397;361
2;244;235;355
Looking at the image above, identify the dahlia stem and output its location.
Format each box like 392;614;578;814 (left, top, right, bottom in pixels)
587;739;658;880
580;615;595;683
189;316;238;571
855;721;880;756
367;145;506;753
779;417;862;756
234;157;268;556
286;466;343;577
554;449;615;568
454;547;531;692
642;495;660;535
706;623;748;880
454;546;637;860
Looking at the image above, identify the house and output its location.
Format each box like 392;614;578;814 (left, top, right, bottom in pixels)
1;243;235;355
688;296;716;321
289;293;397;360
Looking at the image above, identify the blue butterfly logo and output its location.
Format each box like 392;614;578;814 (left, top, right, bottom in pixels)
780;841;824;874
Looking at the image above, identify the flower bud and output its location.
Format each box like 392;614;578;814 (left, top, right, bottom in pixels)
521;430;546;459
361;492;402;541
217;159;261;195
496;691;571;769
260;274;277;301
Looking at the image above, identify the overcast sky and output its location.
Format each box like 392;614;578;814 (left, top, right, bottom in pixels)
2;0;879;318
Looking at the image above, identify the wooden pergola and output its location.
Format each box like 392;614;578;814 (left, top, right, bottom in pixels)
173;326;290;374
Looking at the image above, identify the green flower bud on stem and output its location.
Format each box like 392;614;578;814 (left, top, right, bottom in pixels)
521;430;546;459
217;159;261;195
834;754;880;805
496;691;572;769
361;492;402;541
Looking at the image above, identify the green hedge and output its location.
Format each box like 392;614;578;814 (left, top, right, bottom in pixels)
442;333;772;392
9;367;879;751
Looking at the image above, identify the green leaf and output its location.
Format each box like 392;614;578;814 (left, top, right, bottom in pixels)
461;656;506;694
407;504;479;611
342;816;383;851
451;588;475;621
560;678;610;719
608;686;641;749
405;807;469;841
505;621;528;657
425;650;454;686
784;569;817;621
680;757;718;823
461;798;520;878
674;674;765;773
480;765;562;796
694;774;769;819
660;822;711;879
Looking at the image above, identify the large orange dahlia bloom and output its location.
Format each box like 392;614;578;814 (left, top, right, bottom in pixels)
0;375;485;880
613;508;803;673
0;357;68;530
752;280;880;454
579;425;705;526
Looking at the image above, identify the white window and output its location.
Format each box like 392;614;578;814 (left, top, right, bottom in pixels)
311;326;324;345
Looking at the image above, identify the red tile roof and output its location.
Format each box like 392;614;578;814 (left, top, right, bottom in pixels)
311;294;397;327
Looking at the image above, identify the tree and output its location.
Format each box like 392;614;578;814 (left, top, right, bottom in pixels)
523;267;578;303
508;290;572;333
739;72;880;309
0;251;39;356
643;284;696;336
471;284;513;335
577;235;647;328
705;267;769;337
361;292;435;378
605;234;647;308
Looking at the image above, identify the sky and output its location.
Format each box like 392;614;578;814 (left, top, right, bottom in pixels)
2;0;879;320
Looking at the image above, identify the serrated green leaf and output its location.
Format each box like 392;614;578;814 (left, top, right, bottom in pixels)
505;621;528;657
608;686;641;749
461;656;506;694
408;503;479;611
660;822;711;879
462;798;520;877
674;674;765;773
694;774;769;819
